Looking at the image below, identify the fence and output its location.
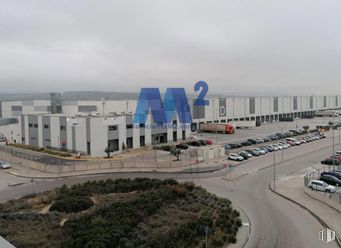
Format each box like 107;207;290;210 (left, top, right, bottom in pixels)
0;145;204;174
304;167;341;207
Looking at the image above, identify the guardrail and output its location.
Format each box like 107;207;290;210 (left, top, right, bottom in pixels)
304;168;341;207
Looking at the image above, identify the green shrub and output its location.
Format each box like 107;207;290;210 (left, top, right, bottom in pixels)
50;196;93;213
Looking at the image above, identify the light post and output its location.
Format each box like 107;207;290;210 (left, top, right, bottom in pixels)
204;226;209;248
281;126;284;162
332;111;335;171
337;114;341;145
273;149;276;190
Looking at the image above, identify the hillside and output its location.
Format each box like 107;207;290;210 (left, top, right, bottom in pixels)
0;178;241;248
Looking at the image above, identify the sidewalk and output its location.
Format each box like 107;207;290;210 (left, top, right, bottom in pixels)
274;170;341;244
1;153;228;179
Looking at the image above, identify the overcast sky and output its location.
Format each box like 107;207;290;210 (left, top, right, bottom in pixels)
1;0;341;96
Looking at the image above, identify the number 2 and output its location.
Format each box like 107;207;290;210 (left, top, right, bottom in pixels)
194;81;209;106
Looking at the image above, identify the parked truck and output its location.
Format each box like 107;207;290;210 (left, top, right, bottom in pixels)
199;123;235;134
230;120;256;129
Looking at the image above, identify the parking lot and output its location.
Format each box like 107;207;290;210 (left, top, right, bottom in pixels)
192;117;340;144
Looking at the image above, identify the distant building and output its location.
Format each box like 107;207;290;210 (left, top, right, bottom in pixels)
0;94;340;156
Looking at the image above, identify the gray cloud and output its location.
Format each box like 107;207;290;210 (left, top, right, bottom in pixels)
1;0;341;96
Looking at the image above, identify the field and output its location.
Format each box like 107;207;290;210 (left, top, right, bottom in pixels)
0;178;241;248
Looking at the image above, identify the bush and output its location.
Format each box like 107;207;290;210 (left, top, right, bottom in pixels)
175;143;189;150
228;235;237;243
50;196;93;213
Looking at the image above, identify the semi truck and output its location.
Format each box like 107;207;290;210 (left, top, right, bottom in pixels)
199;123;235;134
230;120;256;129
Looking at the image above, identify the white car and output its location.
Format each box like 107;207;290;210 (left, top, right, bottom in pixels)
252;148;266;155
273;144;282;150
228;153;244;161
279;142;289;149
0;161;11;169
270;144;279;151
308;180;336;193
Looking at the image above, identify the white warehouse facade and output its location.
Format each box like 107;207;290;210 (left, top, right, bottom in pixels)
0;94;340;157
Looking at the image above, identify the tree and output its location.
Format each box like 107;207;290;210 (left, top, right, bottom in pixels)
302;125;309;133
104;147;114;158
170;147;181;161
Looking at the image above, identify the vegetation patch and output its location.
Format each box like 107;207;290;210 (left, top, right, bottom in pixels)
0;178;241;248
8;143;72;157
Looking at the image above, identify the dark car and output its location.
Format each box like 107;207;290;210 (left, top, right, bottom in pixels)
260;146;270;152
265;145;274;152
239;151;250;160
247;139;257;144
224;144;232;149
175;143;189;150
198;140;207;146
227;143;241;149
241;141;252;146
190;141;201;147
321;158;341;165
320;175;341;186
263;137;271;142
275;133;284;139
245;149;259;156
321;172;341;180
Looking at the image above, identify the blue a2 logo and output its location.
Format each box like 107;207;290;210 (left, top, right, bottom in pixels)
133;81;209;125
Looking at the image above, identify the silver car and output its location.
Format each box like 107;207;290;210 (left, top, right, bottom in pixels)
0;161;11;169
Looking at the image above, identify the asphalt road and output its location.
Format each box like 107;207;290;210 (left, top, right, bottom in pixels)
0;134;340;247
192;136;340;248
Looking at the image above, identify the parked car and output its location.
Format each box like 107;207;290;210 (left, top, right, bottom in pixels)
263;137;271;142
278;142;289;149
175;143;189;150
252;148;266;155
308;180;336;193
190;140;201;146
265;145;274;152
224;144;232;149
320;175;341;186
255;138;264;143
321;158;341;165
228;153;244;161
239;151;252;159
321;172;341;180
330;155;341;161
272;144;282;150
260;146;270;153
269;144;279;151
241;141;252;146
287;140;296;146
258;147;269;153
245;149;260;156
206;140;213;145
247;138;257;144
0;161;10;169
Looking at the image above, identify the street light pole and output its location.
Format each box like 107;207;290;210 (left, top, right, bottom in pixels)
204;226;209;248
273;149;276;190
281;127;284;162
333;111;335;171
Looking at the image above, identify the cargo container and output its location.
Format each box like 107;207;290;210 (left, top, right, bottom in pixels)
199;123;235;134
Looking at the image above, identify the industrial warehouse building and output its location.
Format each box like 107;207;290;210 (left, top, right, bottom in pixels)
0;94;340;157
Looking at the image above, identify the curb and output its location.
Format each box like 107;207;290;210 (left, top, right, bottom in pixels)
268;183;341;247
304;189;341;214
2;166;226;180
239;207;251;248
